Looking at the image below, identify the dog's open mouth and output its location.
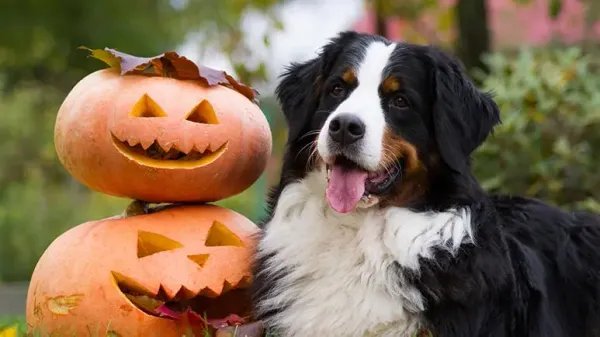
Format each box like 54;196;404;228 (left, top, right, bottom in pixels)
325;156;402;213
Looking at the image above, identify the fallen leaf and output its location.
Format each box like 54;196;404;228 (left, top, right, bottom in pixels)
154;304;253;336
80;47;259;104
207;313;246;329
215;321;264;337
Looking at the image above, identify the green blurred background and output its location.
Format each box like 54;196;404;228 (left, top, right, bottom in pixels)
2;0;600;331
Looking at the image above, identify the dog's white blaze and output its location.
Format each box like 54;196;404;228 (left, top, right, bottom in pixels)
317;41;397;171
257;169;474;337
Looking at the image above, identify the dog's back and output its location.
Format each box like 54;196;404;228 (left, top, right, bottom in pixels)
493;195;600;336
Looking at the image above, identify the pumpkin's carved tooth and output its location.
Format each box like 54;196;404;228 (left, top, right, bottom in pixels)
127;137;140;147
207;142;219;153
238;276;252;288
198;286;220;298
140;138;155;150
192;143;209;154
176;141;195;155
172;286;196;301
111;131;127;143
208;140;229;153
228;275;252;290
156;285;172;302
221;280;235;294
157;140;173;153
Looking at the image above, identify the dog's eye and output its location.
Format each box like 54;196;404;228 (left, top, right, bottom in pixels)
390;96;408;109
331;84;346;97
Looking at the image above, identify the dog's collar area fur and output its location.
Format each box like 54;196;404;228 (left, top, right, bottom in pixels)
252;170;473;337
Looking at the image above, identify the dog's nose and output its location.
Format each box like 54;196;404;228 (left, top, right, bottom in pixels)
328;113;366;146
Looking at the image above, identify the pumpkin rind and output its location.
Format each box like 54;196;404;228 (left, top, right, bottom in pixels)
25;204;259;337
54;68;272;203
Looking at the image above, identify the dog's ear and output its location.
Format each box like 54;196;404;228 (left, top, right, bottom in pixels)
275;57;324;144
429;47;501;175
275;31;358;144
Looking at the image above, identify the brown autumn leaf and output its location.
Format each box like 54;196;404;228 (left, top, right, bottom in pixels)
79;47;259;104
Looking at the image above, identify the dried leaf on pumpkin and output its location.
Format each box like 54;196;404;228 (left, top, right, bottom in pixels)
78;46;259;104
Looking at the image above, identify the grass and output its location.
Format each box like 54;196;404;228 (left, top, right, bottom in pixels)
0;315;26;336
0;315;275;337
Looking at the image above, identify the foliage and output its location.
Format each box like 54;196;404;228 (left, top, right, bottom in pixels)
472;46;600;213
0;0;285;90
181;0;286;86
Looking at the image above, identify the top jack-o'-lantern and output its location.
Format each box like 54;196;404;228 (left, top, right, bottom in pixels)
54;48;272;203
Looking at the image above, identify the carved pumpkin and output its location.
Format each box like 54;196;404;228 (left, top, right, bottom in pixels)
54;68;272;203
25;205;259;337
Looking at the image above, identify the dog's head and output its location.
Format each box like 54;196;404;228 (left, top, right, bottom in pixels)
275;31;500;213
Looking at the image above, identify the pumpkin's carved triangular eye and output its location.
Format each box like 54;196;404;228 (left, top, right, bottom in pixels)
185;100;219;124
137;230;183;258
205;221;244;247
130;94;168;118
187;254;210;267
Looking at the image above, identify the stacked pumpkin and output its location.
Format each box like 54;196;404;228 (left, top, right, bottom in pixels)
25;49;272;337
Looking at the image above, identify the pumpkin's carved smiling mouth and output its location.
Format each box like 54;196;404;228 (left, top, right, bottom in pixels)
111;133;228;169
112;271;251;323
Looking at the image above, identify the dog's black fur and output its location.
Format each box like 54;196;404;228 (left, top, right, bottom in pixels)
251;31;600;337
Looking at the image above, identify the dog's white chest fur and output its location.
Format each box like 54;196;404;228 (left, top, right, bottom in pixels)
256;170;473;337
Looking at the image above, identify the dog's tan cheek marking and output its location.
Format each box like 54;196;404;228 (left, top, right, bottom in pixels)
381;127;428;207
381;127;420;173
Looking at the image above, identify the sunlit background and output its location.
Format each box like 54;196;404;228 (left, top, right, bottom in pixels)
2;0;600;330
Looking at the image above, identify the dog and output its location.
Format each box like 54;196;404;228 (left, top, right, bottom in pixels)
250;31;600;337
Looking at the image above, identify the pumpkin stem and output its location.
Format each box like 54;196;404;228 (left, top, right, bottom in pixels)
122;200;150;217
122;200;190;218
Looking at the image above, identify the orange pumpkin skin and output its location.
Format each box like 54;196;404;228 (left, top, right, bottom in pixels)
25;205;259;337
54;68;272;203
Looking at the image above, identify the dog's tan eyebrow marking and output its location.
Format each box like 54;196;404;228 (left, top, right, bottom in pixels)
342;68;357;85
382;75;401;94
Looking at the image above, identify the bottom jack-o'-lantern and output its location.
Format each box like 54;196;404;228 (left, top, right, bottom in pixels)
25;204;261;337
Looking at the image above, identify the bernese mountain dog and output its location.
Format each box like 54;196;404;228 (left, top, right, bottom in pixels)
250;31;600;337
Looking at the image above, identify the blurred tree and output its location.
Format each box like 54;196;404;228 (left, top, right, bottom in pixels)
456;0;491;76
0;0;285;92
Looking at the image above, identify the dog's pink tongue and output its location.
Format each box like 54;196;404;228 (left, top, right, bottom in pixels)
326;165;368;213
